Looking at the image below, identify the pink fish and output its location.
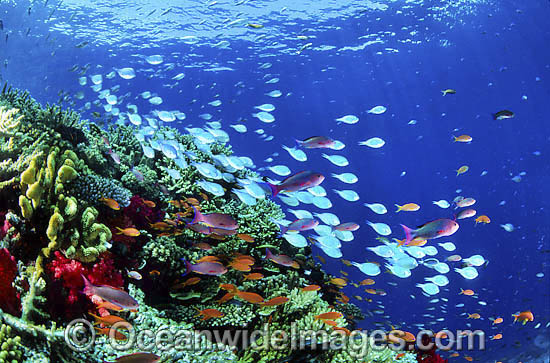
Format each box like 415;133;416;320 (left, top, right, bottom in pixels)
81;275;138;311
332;222;360;231
456;208;476;220
107;149;121;164
105;352;160;363
275;218;319;235
190;206;238;230
183;259;227;276
102;136;111;147
401;219;459;245
455;197;476;208
295;136;336;149
131;167;144;182
265;248;299;268
264;171;325;197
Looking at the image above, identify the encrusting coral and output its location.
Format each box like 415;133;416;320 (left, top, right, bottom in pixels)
0;84;405;363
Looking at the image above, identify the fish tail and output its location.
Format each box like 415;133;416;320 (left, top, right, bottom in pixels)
491;113;497;120
400;224;414;245
261;182;279;197
181;259;193;277
441;90;446;96
81;274;94;296
394;204;402;212
294;138;304;148
452;135;457;142
115;226;123;234
190;206;202;224
265;248;273;260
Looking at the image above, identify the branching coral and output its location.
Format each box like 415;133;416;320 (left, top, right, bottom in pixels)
0;106;22;136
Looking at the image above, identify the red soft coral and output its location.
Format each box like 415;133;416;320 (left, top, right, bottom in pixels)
124;195;163;229
0;248;21;316
416;335;449;363
47;251;123;319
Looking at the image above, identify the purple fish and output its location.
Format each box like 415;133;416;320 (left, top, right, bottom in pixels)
131;167;144;182
264;171;325;197
400;218;459;245
295;136;336;149
182;259;227;276
332;222;360;231
275;218;319;235
105;352;160;363
107;149;121;164
265;248;299;268
81;275;138;311
190;206;238;230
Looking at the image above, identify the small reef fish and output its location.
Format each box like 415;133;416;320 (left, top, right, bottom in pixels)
236;291;264;304
475;215;491;224
126;271;142;280
441;89;456;95
459;289;475;296
105;352;160;363
190;206;238;230
100;197;120;210
314;312;343;320
243;273;264;280
94;327;127;340
265;248;299;268
456;165;469;176
453;135;472;143
182;259;227;276
261;296;289;306
400;219;459;245
295;136;335;149
276;218;319;234
512;311;534;325
88;313;127;327
455;197;476;208
301;285;321;292
456;209;476;220
332;222;359;231
493;109;514;120
115;227;140;237
264;171;325;197
81;275;138;311
195;307;224;320
395;203;420;212
107;149;121;164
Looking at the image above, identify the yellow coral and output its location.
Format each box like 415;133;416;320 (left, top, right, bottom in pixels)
0;106;23;136
19;195;33;219
57;164;77;183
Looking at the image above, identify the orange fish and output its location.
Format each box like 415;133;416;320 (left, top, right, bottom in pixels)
236;291;264;304
323;320;338;327
96;301;124;312
301;284;321;292
340;259;352;266
237;233;255;242
244;273;264;280
261;296;289;306
115;227;140;237
475;215;491;224
141;199;156;208
359;279;375;286
512;311;534;325
460;289;475;296
333;327;351;335
182;277;201;286
218;292;235;304
195;308;224;320
365;289;377;295
492;317;503;325
192;242;212;251
149;222;172;230
336;294;349;304
149;270;161;277
197;256;221;263
230;262;252;272
490;334;502;340
199;192;209;202
330;278;347;287
186;197;200;206
464;356;473;362
396;353;405;359
314;312;343;320
219;283;238;293
449;353;460;357
89;313;127;327
99;197;120;210
233;255;255;264
95;327;127;340
467;313;481;319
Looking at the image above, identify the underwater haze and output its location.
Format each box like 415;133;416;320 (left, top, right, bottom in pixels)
0;0;549;362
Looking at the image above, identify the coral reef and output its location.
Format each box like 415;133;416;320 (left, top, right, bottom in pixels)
0;84;406;363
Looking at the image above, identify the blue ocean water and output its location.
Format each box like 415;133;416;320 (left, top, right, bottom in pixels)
1;0;549;362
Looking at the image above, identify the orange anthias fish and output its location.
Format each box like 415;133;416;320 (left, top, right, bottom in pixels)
236;291;264;304
95;327;127;340
195;308;224;320
244;273;264;280
218;292;235;304
230;261;252;272
261;296;289;306
219;283;238;293
314;312;343;320
237;233;255;242
330;278;347;287
141;198;156;208
115;227;140;237
196;255;221;263
265;248;299;268
490;334;503;340
105;352;160;363
88;313;127;327
467;313;481;319
475;215;491;224
395;203;420;212
492;317;503;324
453;135;472;143
359;279;375;286
460;289;475;296
512;311;534;325
301;284;321;292
99;197;120;210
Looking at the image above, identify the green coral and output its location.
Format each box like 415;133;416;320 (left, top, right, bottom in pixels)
0;323;23;363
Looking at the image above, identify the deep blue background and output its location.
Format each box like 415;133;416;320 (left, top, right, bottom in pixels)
1;0;549;361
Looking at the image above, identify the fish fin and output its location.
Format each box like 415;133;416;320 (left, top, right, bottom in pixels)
260;182;279;197
452;135;457;142
181;259;192;277
81;274;94;296
264;248;273;260
400;224;413;245
190;206;202;224
395;204;402;213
